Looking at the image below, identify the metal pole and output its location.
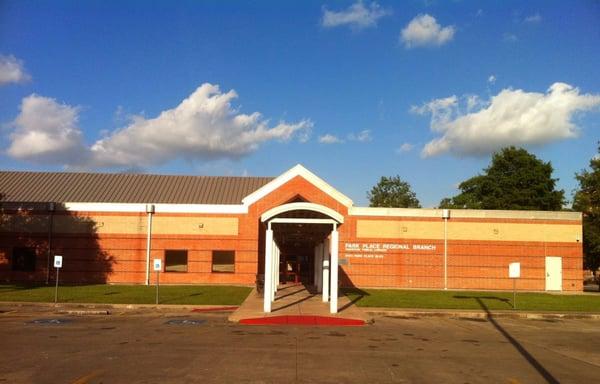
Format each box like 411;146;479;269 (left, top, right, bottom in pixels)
444;217;448;290
513;279;516;310
145;209;153;285
46;203;54;285
54;268;59;304
156;270;159;305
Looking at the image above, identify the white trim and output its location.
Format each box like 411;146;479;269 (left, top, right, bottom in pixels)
349;206;442;217
260;202;344;223
154;204;247;214
270;218;338;225
242;164;353;207
349;206;581;221
61;202;247;214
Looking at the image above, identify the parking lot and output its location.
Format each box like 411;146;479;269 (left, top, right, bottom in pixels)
0;307;598;383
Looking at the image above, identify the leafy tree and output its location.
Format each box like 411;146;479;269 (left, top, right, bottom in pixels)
439;147;565;210
368;176;421;208
573;143;600;278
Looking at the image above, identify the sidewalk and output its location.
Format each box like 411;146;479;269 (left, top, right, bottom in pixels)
2;299;599;320
229;283;368;323
0;301;238;316
364;307;600;320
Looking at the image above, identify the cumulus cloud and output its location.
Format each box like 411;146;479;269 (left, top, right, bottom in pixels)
7;95;87;164
347;129;372;142
0;54;31;85
412;83;600;157
524;13;542;24
6;84;313;168
89;84;312;167
319;134;343;144
322;1;390;30
396;143;414;153
400;14;455;48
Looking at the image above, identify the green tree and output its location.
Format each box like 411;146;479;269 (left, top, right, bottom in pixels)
573;143;600;278
368;176;421;208
439;147;565;210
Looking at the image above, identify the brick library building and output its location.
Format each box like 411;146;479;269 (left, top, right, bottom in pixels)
0;165;583;313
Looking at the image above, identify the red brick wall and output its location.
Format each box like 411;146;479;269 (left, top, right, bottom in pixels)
0;175;584;291
339;214;583;291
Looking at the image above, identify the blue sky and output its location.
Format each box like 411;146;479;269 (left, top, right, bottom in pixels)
1;0;599;207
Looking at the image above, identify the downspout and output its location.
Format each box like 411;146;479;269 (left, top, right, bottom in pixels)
46;202;55;285
145;204;155;285
442;209;450;290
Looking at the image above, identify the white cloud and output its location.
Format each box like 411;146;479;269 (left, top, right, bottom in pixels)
503;33;518;42
413;83;600;157
322;1;390;30
0;54;31;85
396;143;414;153
7;95;87;164
524;13;542;24
319;134;343;144
90;84;311;167
347;129;372;142
488;75;496;84
400;14;455;48
6;84;313;168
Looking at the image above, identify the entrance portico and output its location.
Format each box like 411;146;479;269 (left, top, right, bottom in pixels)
261;202;343;314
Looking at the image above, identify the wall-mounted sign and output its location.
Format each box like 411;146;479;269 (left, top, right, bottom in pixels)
344;242;437;259
53;255;63;268
344;242;437;253
509;262;520;278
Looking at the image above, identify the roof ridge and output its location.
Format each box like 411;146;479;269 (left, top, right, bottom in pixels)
0;170;274;179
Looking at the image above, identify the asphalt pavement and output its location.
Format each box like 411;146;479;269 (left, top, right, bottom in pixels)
1;305;599;383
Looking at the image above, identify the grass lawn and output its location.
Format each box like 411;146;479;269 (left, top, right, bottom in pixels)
0;284;252;305
343;288;600;312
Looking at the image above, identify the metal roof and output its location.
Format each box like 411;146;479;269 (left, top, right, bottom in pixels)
0;171;274;204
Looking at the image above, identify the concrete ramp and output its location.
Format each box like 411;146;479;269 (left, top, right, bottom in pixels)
229;283;367;324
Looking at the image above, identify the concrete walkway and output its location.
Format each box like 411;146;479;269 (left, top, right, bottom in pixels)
228;283;367;322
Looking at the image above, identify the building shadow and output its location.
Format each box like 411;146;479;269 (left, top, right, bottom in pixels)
272;289;317;312
456;295;559;384
0;200;114;285
338;267;369;312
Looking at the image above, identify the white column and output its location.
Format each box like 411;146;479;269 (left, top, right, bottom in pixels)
264;228;273;313
322;238;330;302
330;228;339;314
275;244;280;288
271;240;277;302
313;245;319;288
316;243;323;292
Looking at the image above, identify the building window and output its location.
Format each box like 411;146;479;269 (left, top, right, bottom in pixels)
12;247;36;271
165;250;188;272
212;250;235;273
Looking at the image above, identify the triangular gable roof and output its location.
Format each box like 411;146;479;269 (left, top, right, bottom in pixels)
242;164;353;207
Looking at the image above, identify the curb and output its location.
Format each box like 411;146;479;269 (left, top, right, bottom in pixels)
365;308;600;320
57;310;111;316
0;301;239;312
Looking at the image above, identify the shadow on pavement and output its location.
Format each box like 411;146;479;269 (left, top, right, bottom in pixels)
457;295;559;384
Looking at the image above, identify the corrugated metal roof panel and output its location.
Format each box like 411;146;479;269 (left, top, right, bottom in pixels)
0;171;273;205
